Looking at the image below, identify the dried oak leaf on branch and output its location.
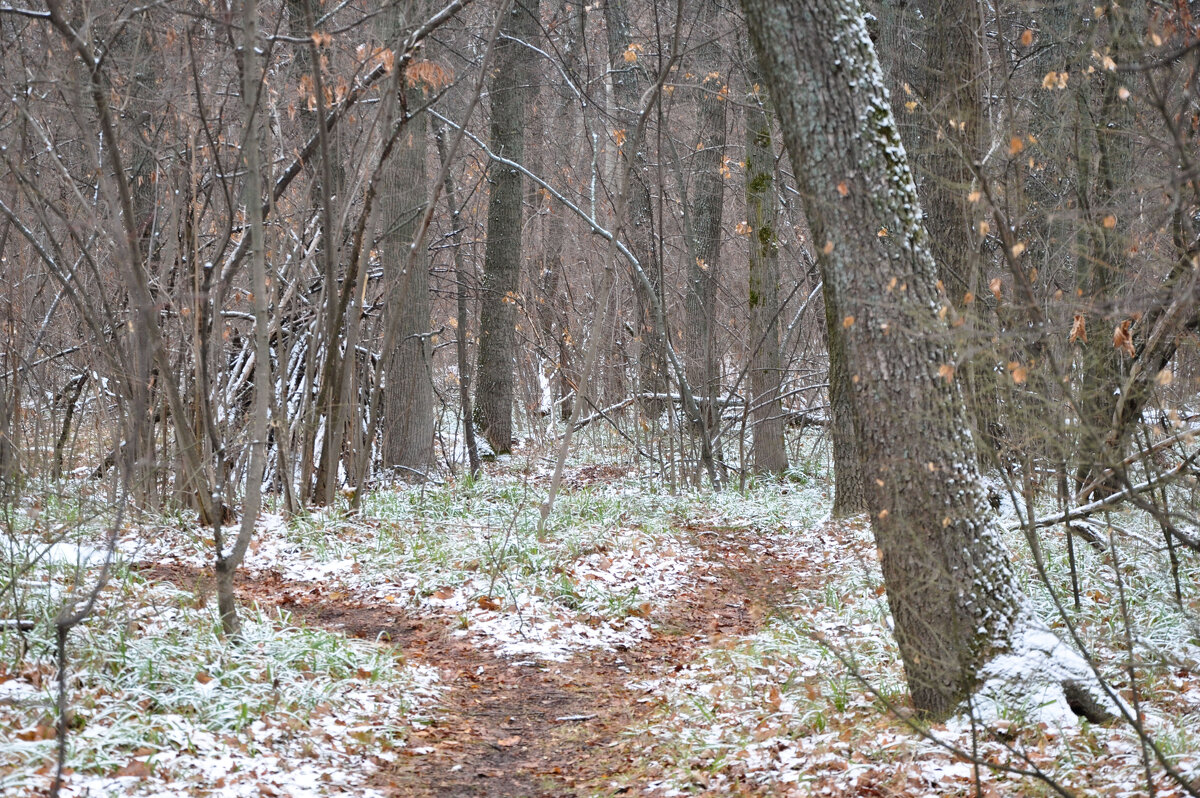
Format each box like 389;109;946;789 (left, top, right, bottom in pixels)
1113;319;1135;357
1069;313;1087;344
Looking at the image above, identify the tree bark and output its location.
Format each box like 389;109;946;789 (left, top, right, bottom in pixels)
743;60;787;475
537;0;584;422
742;0;1026;716
475;0;539;454
604;0;667;409
684;0;726;444
380;42;435;482
822;278;867;516
908;0;999;464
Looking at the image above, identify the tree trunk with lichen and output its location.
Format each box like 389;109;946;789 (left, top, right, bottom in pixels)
744;61;787;475
742;0;1027;717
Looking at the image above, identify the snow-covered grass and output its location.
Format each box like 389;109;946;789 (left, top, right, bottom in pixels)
113;462;832;664
5;428;1196;796
1;534;440;796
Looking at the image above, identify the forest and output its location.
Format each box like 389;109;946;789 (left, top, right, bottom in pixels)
1;0;1199;795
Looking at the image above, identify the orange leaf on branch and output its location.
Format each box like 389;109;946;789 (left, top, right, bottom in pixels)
1113;319;1135;357
1069;313;1087;344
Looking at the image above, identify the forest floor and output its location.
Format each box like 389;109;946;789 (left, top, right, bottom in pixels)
2;447;1200;797
145;525;800;796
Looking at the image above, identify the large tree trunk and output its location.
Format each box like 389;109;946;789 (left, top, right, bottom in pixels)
684;0;726;449
742;0;1026;716
907;0;999;464
604;0;667;409
475;0;538;455
380;71;434;482
743;60;787;475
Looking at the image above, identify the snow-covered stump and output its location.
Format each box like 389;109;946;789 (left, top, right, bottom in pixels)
964;618;1126;728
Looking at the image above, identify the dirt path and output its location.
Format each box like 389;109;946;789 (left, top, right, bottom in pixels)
139;529;804;797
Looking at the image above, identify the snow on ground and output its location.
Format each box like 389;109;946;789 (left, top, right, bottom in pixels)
633;501;1200;797
7;444;1200;796
418;536;698;660
0;564;442;797
116;473;711;663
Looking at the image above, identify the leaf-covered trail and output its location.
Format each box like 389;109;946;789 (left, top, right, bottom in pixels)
370;528;802;797
147;527;806;797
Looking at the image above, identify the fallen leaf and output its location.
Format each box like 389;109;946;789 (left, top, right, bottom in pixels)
497;735;521;747
116;760;152;778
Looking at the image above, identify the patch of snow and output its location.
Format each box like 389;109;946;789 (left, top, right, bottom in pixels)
959;619;1128;730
